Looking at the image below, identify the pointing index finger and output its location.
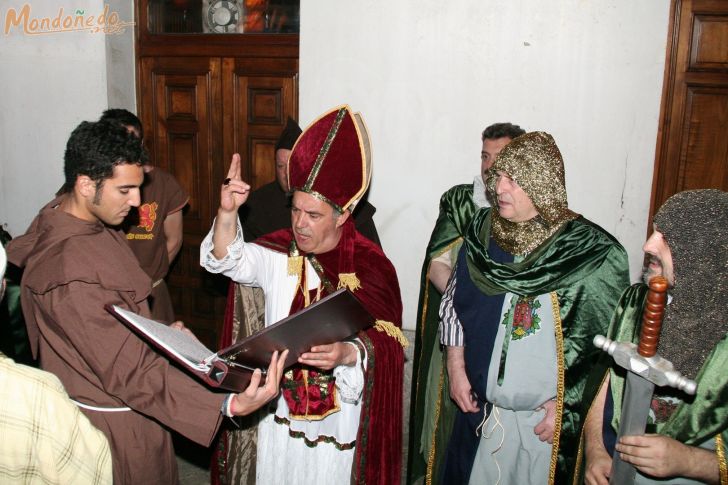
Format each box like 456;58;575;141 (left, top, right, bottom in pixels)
227;154;242;180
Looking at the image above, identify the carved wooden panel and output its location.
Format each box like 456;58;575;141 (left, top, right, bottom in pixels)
248;88;283;124
650;0;728;222
690;14;728;70
679;88;728;189
222;57;298;190
141;58;221;235
251;137;277;184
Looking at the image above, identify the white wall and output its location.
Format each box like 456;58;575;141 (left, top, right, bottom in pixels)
0;0;112;236
105;0;136;109
299;0;671;329
0;1;671;331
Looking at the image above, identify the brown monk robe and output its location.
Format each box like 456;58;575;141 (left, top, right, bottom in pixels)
7;197;225;485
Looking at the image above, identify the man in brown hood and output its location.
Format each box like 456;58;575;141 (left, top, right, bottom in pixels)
7;119;286;484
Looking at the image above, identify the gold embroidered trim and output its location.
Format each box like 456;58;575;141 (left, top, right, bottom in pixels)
355;332;376;483
374;320;409;348
290;189;344;214
415;237;463;485
337;273;361;292
288;255;303;277
287;241;302;277
425;357;446;485
307;255;336;293
303;108;347;193
548;291;565;485
571;371;610;485
717;434;728;485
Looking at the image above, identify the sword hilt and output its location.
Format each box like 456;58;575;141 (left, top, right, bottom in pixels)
638;276;668;357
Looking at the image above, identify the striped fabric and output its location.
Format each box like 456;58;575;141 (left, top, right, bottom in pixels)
439;274;464;347
0;353;112;484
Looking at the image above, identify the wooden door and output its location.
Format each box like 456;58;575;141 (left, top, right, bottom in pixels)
650;0;728;220
139;56;227;347
138;54;298;348
136;0;299;347
222;57;299;190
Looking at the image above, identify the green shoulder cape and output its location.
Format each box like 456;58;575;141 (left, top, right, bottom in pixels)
407;184;477;484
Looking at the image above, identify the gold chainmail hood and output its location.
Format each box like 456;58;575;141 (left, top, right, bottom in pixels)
652;189;728;380
487;131;578;255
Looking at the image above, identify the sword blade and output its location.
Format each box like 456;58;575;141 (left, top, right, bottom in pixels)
609;372;655;484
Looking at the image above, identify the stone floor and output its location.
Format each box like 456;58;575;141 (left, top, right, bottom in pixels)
177;454;211;485
177;329;416;485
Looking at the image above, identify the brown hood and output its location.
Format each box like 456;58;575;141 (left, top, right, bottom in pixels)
6;196;150;299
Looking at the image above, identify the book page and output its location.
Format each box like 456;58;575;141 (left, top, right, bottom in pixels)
110;305;216;371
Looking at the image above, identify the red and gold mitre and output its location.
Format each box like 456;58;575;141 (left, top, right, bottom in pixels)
288;105;371;212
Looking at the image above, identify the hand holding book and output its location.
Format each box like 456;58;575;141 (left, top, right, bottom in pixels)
105;288;373;392
231;349;288;415
298;342;357;369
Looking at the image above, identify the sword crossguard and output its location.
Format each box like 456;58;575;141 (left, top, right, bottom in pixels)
593;335;697;395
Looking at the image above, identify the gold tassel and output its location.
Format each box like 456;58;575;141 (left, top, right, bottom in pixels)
288;255;303;277
337;273;361;291
374;320;409;348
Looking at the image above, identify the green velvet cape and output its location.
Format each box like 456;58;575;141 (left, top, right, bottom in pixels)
463;208;630;484
407;184;477;484
605;284;728;478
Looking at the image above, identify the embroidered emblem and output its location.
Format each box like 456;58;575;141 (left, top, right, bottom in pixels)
649;395;680;424
137;202;158;232
506;296;541;340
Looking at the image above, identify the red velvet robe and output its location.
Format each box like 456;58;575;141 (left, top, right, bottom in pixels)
218;218;404;484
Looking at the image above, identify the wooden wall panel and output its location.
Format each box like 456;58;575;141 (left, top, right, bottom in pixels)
138;52;297;347
680;88;728;189
139;56;225;348
650;0;728;223
690;15;728;69
137;0;299;346
222;57;298;191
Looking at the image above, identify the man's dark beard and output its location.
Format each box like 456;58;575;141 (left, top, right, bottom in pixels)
641;256;661;285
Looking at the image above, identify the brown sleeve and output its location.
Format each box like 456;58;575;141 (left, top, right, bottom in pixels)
39;281;224;446
161;171;189;216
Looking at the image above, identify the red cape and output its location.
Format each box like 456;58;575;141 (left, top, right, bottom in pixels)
220;219;404;484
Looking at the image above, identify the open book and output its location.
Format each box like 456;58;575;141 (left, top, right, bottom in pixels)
106;288;373;392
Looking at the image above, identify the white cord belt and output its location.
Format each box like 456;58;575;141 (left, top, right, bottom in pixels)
71;399;132;412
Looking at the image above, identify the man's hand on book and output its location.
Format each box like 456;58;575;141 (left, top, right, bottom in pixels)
298;342;357;370
230;349;288;416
